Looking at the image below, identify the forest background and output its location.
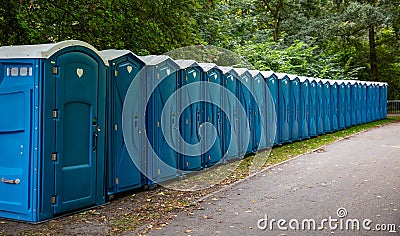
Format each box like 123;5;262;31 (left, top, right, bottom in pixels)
1;0;399;99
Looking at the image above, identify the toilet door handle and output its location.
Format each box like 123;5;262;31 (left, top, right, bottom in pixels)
1;178;20;184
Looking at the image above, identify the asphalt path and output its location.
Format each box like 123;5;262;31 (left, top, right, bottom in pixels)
148;122;400;235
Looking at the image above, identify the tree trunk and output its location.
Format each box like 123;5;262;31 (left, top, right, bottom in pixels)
273;17;279;43
369;25;378;81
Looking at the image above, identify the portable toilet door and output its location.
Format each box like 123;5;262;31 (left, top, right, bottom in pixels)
233;68;254;155
383;83;388;118
374;83;379;120
337;80;346;129
262;71;279;146
249;70;267;151
100;50;145;196
380;82;388;119
369;82;376;121
198;63;224;167
299;77;310;139
219;67;240;160
344;81;352;127
0;41;108;222
140;55;180;184
373;83;379;121
309;78;318;137
175;60;203;171
316;79;325;135
366;82;372;122
322;79;332;133
355;81;362;124
276;73;291;143
329;80;339;131
349;81;358;126
288;74;301;141
360;82;367;123
377;83;383;120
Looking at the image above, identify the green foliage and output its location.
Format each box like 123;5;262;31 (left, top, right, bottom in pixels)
1;0;208;54
235;38;357;80
0;0;399;98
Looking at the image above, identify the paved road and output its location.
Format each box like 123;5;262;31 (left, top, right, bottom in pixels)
148;122;400;235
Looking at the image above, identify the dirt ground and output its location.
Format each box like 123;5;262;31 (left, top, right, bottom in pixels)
0;186;208;235
0;160;254;235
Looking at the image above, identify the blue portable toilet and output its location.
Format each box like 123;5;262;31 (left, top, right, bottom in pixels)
349;81;358;126
337;80;346;129
377;83;383;120
355;81;362;124
376;82;382;120
321;79;332;133
262;71;279;146
299;76;310;139
329;80;339;131
175;60;203;171
233;68;254;155
219;66;240;160
382;83;388;118
309;78;318;137
198;63;224;167
316;79;325;135
344;80;352;127
0;40;108;222
378;82;389;119
276;73;291;143
288;74;301;141
366;82;373;122
372;83;379;121
360;81;367;124
140;55;180;184
249;70;267;151
100;50;145;196
371;82;376;122
369;81;376;122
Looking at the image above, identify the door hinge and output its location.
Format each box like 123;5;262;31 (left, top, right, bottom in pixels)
114;124;118;131
158;169;161;175
51;153;58;162
114;70;118;77
51;196;56;204
115;178;119;185
53;66;58;75
52;109;59;119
